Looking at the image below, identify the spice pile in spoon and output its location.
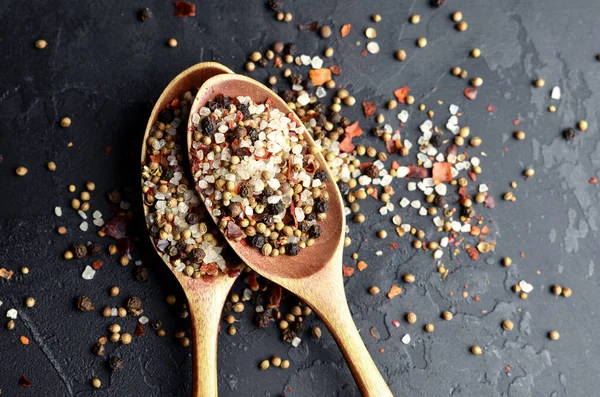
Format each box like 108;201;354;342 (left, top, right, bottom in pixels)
189;95;329;256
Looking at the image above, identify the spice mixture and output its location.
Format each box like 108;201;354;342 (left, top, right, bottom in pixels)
189;96;330;256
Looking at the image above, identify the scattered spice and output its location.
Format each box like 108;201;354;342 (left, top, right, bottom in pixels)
387;285;402;299
138;7;153;21
340;24;351;37
77;296;94;311
174;1;196;17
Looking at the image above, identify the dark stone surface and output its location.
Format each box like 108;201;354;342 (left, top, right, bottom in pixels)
1;0;599;396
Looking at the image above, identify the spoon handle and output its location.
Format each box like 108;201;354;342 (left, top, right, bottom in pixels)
305;278;394;397
186;286;230;397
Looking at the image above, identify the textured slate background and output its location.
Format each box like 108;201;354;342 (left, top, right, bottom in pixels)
1;0;599;396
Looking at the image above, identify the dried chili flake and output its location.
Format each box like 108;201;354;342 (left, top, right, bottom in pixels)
432;162;452;182
390;242;398;250
20;336;30;345
105;146;112;156
467;247;479;260
329;64;341;75
392;320;400;328
273;56;283;68
308;68;331;86
369;327;380;339
345;121;363;137
298;21;319;31
101;215;129;240
387;285;403;299
385;138;402;154
407;165;428;179
473;295;481;302
357;261;368;271
468;171;477;182
590;177;598;184
362;101;377;118
174;1;196;17
483;195;495;208
487;104;496;112
91;260;104;270
464;88;478;100
226;221;243;240
393;86;410;103
247;271;259;290
0;268;13;280
18;374;32;387
342;265;355;277
134;323;145;336
341;24;352;37
268;285;282;308
339;134;355;153
391;161;400;170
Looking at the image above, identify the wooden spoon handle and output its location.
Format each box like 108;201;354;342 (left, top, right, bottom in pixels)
307;286;394;396
187;291;228;397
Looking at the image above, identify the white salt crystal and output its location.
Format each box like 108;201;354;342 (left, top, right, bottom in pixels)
435;184;447;196
519;280;534;293
397;166;409;178
82;265;96;280
358;175;372;186
174;263;185;272
291;337;302;347
402;334;411;344
397;110;409;123
78;210;87;220
54;207;62;217
316;87;327;98
366;42;380;54
551;86;561;100
297;93;310;106
79;221;88;232
410;200;421;209
440;237;449;247
92;210;102;219
419;207;427;216
139;316;149;324
243;288;252;301
6;308;18;319
400;198;410;208
311;56;323;69
111;308;118;316
376;251;383;256
407;182;416;191
300;55;311;65
93;218;104;227
420;120;433;133
449;104;459;115
433;249;443;259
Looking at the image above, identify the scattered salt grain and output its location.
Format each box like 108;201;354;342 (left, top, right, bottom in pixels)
139;316;149;324
291;337;302;347
92;210;102;219
311;56;323;69
297;93;310;106
375;251;383;256
82;265;96;280
366;42;380;54
449;104;459;115
79;221;88;232
551;86;561;100
397;110;409;123
401;334;411;344
54;206;62;217
300;55;311;65
93;218;105;227
315;87;327;98
519;280;534;293
111;308;118;316
6;308;17;319
78;210;87;220
400;198;410;208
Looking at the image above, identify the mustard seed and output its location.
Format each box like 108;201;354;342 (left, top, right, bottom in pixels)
502;320;514;331
369;286;380;295
524;168;535;177
324;47;334;57
80;191;91;201
7;320;15;330
167;38;177;47
245;62;255;72
470;137;482;147
283;12;292;22
57;226;67;235
377;230;387;239
452;11;463;22
456;21;468;31
514;130;526;140
471;345;482;355
534;78;545;88
121;333;132;345
471;48;481;58
548;330;560;340
91;378;102;388
451;66;462;76
410;14;421;24
417;37;428;48
320;26;332;38
403;274;415;283
578;120;588;132
21;267;29;275
35;39;48;49
471;77;483;87
424;323;434;333
406;312;417;324
68;184;76;192
442;311;453;321
86;181;96;191
228;325;237;335
180;337;190;347
60;117;71;128
561;287;572;297
25;297;35;308
110;287;120;297
64;250;74;260
503;257;512;267
102;307;111;317
372;14;382;22
551;284;562;296
47;161;57;171
249;51;262;62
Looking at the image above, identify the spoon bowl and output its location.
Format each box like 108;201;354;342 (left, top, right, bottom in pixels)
141;62;240;397
187;73;394;397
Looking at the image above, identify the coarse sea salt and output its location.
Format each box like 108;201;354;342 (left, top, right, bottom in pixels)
82;266;96;280
551;86;561;100
139;316;149;324
401;334;411;344
291;336;302;347
397;110;409;123
79;221;88;232
519;280;534;293
54;206;62;217
7;308;18;319
93;218;104;227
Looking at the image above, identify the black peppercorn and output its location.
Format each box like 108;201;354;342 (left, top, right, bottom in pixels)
107;190;122;204
87;243;102;256
299;220;311;233
238;104;251;120
284;43;297;56
77;296;94;311
233;125;247;139
126;296;143;316
149;223;160;237
223;301;233;312
248;127;260;142
249;234;266;249
293;321;304;333
186;212;200;225
252;293;265;307
286;243;300;256
303;79;314;90
262;215;275;226
207;100;219;111
151;319;163;330
282;329;297;343
563;127;577;141
281;90;296;103
72;243;88;259
337;181;350;195
308;224;322;239
191;248;206;263
312;102;325;113
462;207;476;218
268;0;284;11
201;117;216;137
138;7;153;22
314;169;328;181
434;195;448;208
256;312;271;328
158;108;175;124
215;94;230;108
290;73;303;86
239;183;253;198
365;164;380;178
315;198;328;213
108;356;124;372
431;0;446;6
93;342;105;356
305;212;317;221
135;267;150;282
430;134;443;148
267;201;285;215
272;41;284;53
329;112;342;124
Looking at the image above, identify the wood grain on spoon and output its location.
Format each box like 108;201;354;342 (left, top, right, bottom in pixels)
141;62;239;397
187;73;394;397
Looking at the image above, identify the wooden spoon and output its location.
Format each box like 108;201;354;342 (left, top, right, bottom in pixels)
187;74;394;397
141;62;240;397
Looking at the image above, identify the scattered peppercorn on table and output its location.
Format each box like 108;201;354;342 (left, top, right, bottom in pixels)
1;0;600;396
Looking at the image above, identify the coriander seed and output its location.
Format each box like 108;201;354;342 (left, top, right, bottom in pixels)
395;49;407;61
442;311;453;321
68;184;76;192
312;326;322;339
110;287;120;297
281;359;290;369
551;284;562;295
417;37;428;48
167;38;177;47
533;78;545;88
228;325;237;335
35;39;48;49
369;286;380;295
456;21;468;31
561;287;572;297
121;333;132;345
502;320;514;331
424;323;434;333
7;320;15;330
57;226;67;235
406;312;417;324
320;25;332;38
249;51;262;62
25;297;35;308
15;166;28;176
47;161;57;171
86;181;96;191
60;117;71;128
271;356;282;367
324;47;334;57
471;345;482;355
548;330;560;340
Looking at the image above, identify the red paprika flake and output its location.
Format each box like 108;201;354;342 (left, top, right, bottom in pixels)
467;247;479;260
18;374;32;387
342;265;355;277
105;146;112;156
487;104;496;112
362;101;377;117
387;285;403;299
91;260;104;270
464;87;478;100
393;86;410;103
390;242;399;250
174;1;196;17
392;319;400;328
340;24;352;37
369;327;380;339
134;323;145;336
329;64;342;75
590;177;598;184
